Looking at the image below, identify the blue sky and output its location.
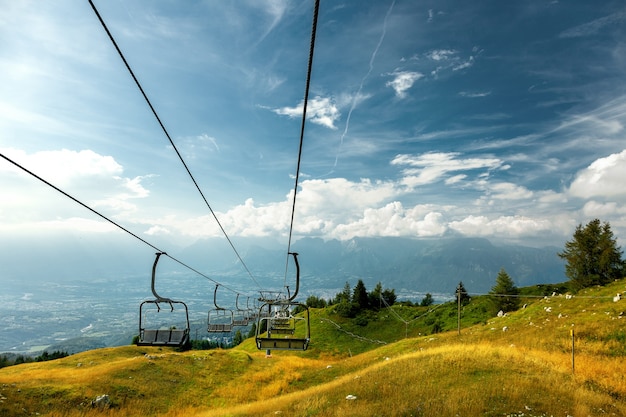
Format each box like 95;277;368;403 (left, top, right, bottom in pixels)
2;0;626;257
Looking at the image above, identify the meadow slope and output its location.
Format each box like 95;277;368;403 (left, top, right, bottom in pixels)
1;280;625;416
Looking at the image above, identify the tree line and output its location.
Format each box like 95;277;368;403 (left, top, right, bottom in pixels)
310;218;625;318
489;218;624;314
0;350;69;369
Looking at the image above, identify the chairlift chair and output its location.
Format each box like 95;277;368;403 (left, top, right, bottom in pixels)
244;296;257;321
232;294;249;326
255;253;311;351
138;252;190;347
207;284;234;333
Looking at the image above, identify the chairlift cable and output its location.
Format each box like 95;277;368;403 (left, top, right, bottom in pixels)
87;0;262;292
283;0;320;285
0;151;242;294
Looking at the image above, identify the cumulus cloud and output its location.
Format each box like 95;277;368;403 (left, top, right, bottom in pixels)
0;148;122;186
569;149;626;198
0;148;152;232
271;96;340;129
582;200;626;217
385;71;424;98
332;202;447;240
145;225;172;236
449;215;554;238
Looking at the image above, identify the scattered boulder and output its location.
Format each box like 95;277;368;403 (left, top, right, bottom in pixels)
91;394;111;409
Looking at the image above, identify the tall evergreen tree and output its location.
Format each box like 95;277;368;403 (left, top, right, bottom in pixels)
420;293;434;307
381;288;396;306
334;281;352;304
368;282;384;310
558;219;624;290
353;279;369;310
489;268;519;313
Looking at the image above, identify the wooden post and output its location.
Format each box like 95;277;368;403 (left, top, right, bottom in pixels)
457;283;461;336
570;328;575;374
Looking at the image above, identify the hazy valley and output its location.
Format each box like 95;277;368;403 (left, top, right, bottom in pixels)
0;237;566;354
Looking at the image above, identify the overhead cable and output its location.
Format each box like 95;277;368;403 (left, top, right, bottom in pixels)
87;0;261;291
284;0;320;283
0;151;244;294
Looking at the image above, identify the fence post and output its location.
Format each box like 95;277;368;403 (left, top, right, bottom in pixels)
570;327;575;374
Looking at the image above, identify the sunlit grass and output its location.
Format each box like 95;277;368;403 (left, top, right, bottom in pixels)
1;279;625;416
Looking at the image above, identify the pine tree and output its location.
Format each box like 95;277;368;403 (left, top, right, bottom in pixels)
381;288;396;306
352;279;369;310
420;293;434;306
233;330;244;346
558;219;624;290
368;282;384;310
489;268;519;313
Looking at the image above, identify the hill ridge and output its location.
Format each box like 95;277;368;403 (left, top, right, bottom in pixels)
1;279;625;416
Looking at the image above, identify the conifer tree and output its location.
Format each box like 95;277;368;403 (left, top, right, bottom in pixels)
489;268;519;313
368;282;384;310
353;279;369;310
558;219;624;290
420;293;434;306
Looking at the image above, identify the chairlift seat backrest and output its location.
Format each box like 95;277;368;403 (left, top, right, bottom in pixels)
137;328;189;347
256;337;309;351
233;318;249;326
208;323;233;333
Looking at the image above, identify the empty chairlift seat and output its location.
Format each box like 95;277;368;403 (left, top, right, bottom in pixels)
255;253;311;352
207;284;234;333
137;252;190;348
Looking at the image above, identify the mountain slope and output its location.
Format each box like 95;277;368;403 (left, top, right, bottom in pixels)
1;279;625;416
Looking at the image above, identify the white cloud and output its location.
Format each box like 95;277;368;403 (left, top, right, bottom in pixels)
0;148;123;186
581;200;626;217
426;49;457;61
453;56;474;71
176;133;220;160
272;96;340;129
331;202;447;240
391;152;504;187
559;11;626;38
445;174;467;185
385;71;424;98
145;225;172;236
449;215;554;238
487;182;534;200
569;149;626;198
0;148;151;232
459;91;491;98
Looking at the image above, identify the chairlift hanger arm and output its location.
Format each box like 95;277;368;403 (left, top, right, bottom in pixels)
151;252;173;303
288;252;300;302
213;284;225;310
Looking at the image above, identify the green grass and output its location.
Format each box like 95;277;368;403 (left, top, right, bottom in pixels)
1;279;626;416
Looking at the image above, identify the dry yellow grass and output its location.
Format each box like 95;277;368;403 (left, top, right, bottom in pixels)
2;280;626;416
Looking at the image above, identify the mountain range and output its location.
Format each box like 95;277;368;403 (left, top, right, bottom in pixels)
2;235;566;296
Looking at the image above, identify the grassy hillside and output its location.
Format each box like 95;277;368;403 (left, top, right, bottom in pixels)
1;280;625;416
